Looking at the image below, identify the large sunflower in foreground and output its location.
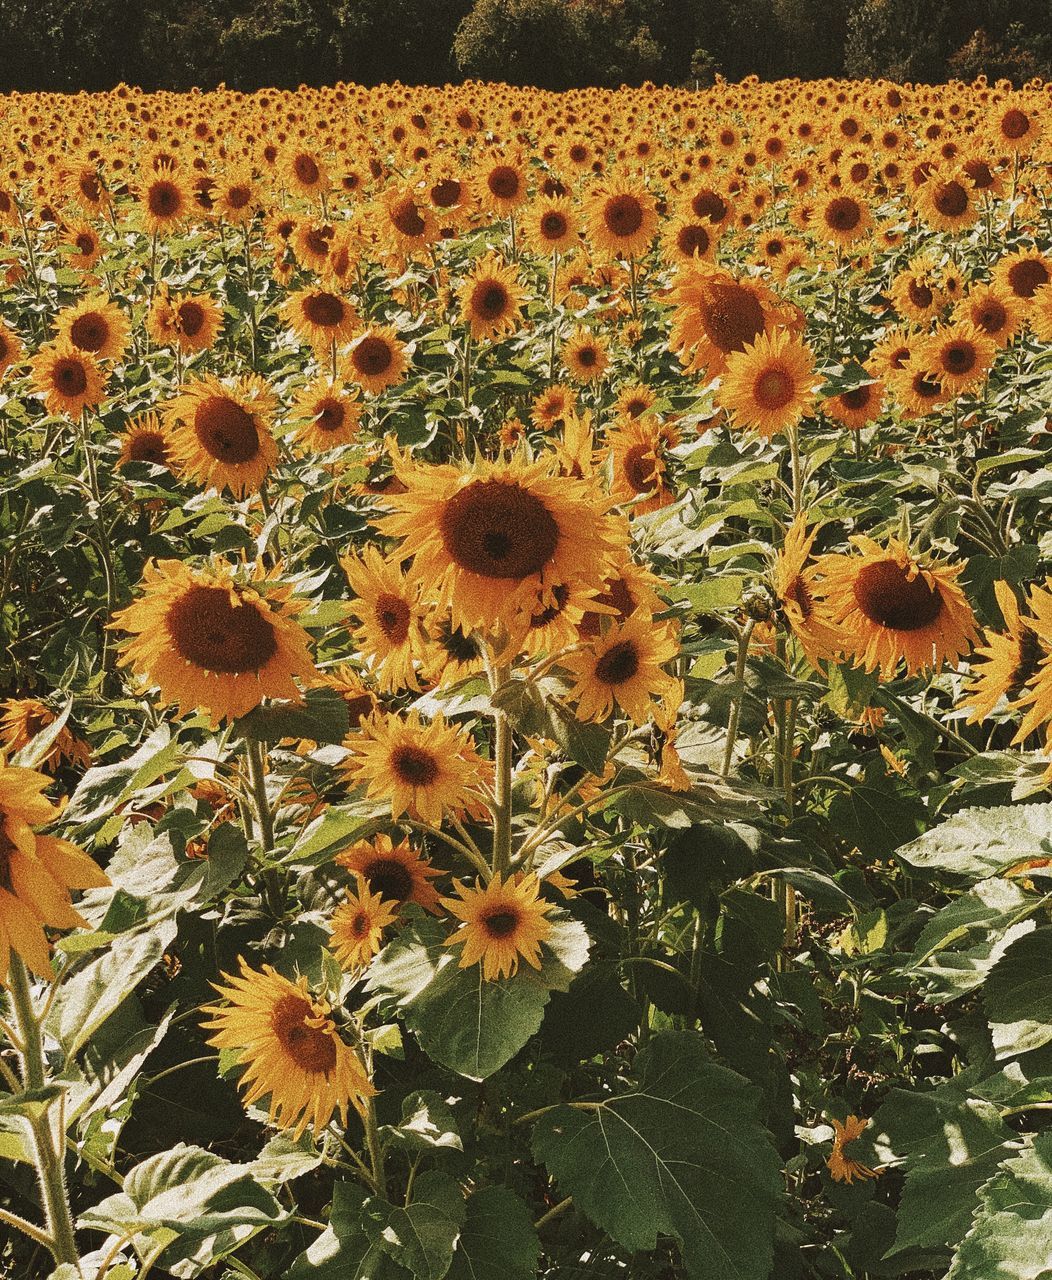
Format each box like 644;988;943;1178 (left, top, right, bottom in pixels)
773;517;846;667
718;328;815;438
960;580;1050;722
336;832;443;912
342;545;429;693
113;559;318;723
380;454;619;636
442;872;553;981
563;611;679;725
812;537;978;678
202;959;374;1140
166;373;278;499
0;760;109;983
343;709;490;826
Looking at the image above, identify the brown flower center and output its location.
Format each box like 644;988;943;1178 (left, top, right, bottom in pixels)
1007;258;1049;299
1011;627;1044;691
147;181;181;218
69;313;109;352
75;232;96;256
1001;109;1030;140
354;337;393;377
853;560;943;630
841;385;871;410
294;154;320;186
391;745;440;787
487;166;520;200
374;593;410;643
431;178;462;208
53;356;89;397
128;431;168;465
227;183;251;209
440;479;560;580
314;397;346;432
595;639;640;685
603;194;644;238
824;197;862;232
177;301;205;337
754;367;794;409
975;299;1006;334
302;291;345;328
933;181;968;217
390;198;426;238
700;281;765;355
474;282;509;321
691;190;727;223
540;211;568;239
907;279;934;310
271;995;337;1074
942;342;976;374
623;443;658;493
194;395;260;463
166;584;278;672
482;908;520;938
363;857;414;902
677;224;710;256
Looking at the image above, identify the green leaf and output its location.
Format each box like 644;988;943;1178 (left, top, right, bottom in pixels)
251;1133;325;1185
984;928;1052;1058
366;916;589;1080
290;1184;407;1279
0;1084;64;1118
62;724;186;830
446;1187;540;1280
290;804;387;865
234;686;350;745
947;1133;1052;1280
828;766;926;858
363;1171;466;1280
874;1090;1017;1254
532;1031;781;1280
10;697;72;770
381;1090;463;1153
896;804;1052;880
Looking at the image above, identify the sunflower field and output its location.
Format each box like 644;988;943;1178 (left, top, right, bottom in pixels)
1;73;1052;1280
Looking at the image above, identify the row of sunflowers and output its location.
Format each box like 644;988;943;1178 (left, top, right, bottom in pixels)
1;72;1052;1280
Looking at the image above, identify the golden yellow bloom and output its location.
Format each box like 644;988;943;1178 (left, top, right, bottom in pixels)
0;320;24;380
827;1115;880;1184
668;266;789;375
202;959;373;1140
608;416;678;514
165;372;278;499
28;341;107;418
0;700;89;772
442;872;553;981
329;877;399;972
719;328;815;438
562;327;609;383
113;559;318;724
961;581;1049;723
342;327;408;396
563;611;679;725
283;287;359;351
290;377;362;451
342;545;429;693
54;295;129;362
0;760;108;984
116;412;172;471
139;168;191;235
586;182;658;259
773;517;846;667
521;197;578;256
921;321;995;395
823;380;883;431
458;253;526;342
336;832;442;913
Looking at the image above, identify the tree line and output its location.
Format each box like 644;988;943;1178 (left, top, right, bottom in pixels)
1;0;1050;94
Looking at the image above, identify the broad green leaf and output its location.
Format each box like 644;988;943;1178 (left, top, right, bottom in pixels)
289;1183;407;1280
62;724;186;830
984;928;1052;1058
362;1171;466;1280
446;1187;540;1280
947;1133;1052;1280
0;1084;64;1118
828;768;926;858
896;804;1052;880
381;1090;463;1153
234;686;350;745
532;1031;781;1280
251;1133;325;1185
873;1090;1017;1254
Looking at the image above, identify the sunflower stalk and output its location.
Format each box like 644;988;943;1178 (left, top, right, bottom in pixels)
7;956;80;1269
244;736;284;916
490;663;513;876
721;618;757;778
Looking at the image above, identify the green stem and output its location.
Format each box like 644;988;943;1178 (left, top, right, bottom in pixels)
363;1090;386;1199
720;619;756;777
244;738;283;917
491;665;513;876
535;1196;573;1230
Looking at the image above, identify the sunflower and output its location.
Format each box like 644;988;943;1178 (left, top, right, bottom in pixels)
214;168;258;224
719;328;815;438
608;416;678;514
168;293;224;354
1028;283;1052;345
563;611;679;725
166;372;278;499
283;286;359;351
290;377;362;451
993;249;1052;307
773;517;846;667
379;453;617;636
54;295;129;362
458;253;526;342
424;614;487;688
116;411;172;470
578;552;665;638
823;379;884;431
0;699;90;772
662;214;717;267
329;877;399;972
668;266;788;375
202;959;373;1140
531;383;578;430
64;220;103;270
342;709;489;827
811;536;978;678
520;579;597;658
887;358;950;417
915;171;978;232
586;182;658;259
0;320;24;380
139;168;190;235
827;1116;880;1184
955;284;1024;347
113;559;318;724
961;580;1050;723
290;219;336;273
889;261;944;324
336;832;442;912
480;157;528;215
521;197;578;256
0;760;108;983
991;100;1041;154
381;188;438;255
922;321;995;395
441;872;553;981
28;341;106;418
342;545;429;693
285;148;329;198
313;664;378;728
562;327;609;383
815;191;872;248
342;327;408;396
614;383;657;420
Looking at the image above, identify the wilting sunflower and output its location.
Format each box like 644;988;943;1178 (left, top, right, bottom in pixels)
0;699;90;772
328;877;399;972
202;959;373;1140
562;327;610;383
586;181;658;259
166;372;278;499
0;320;24;380
772;517;846;667
290;377;362;451
342;545;428;693
54;295;129;362
608;416;678;514
563;611;679;725
0;760;109;983
113;559;318;724
336;832;442;913
138;167;190;235
458;253;526;342
342;327;408;396
812;536;978;678
379;453;617;635
961;580;1050;723
827;1116;880;1184
442;872;553;981
343;709;489;827
922;321;996;395
424;613;487;688
668;266;788;375
116;412;172;470
283;287;359;351
28;341;106;418
719;328;815;438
